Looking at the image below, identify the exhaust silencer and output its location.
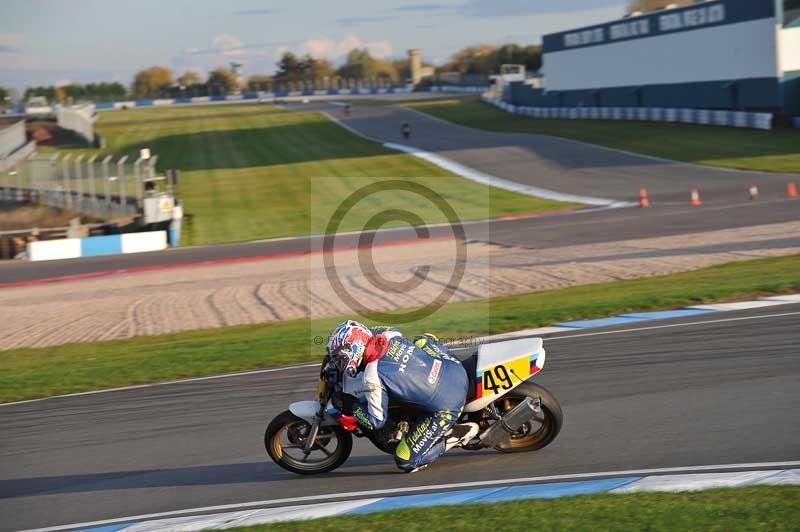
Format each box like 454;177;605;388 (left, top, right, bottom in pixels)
479;396;540;449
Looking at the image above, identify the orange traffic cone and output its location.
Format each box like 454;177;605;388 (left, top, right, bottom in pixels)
690;188;702;206
639;188;650;208
749;184;759;200
788;182;798;198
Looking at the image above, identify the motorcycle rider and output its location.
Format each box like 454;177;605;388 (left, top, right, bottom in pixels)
401;122;411;139
327;320;479;473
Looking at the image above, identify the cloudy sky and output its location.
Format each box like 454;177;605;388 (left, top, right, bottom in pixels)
0;0;626;92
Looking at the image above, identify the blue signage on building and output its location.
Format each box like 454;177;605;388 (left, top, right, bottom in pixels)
543;0;775;53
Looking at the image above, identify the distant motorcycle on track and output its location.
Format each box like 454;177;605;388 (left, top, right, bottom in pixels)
401;122;411;140
264;338;563;474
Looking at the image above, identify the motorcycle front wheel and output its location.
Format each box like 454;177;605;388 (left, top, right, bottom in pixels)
264;410;352;475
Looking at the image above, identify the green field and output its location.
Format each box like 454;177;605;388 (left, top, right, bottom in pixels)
228;486;799;532
38;104;571;245
402;96;800;173
2;254;798;403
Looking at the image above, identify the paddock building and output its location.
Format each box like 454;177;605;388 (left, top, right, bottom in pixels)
507;0;800;115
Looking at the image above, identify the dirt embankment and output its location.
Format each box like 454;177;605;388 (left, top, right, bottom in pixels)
25;120;85;147
0;203;84;231
1;118;86;146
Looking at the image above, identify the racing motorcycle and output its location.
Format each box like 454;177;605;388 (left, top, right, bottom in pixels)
264;337;562;474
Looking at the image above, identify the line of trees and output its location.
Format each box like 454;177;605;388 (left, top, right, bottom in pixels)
24;82;127;104
626;0;693;13
246;49;410;91
437;44;542;75
15;42;544;104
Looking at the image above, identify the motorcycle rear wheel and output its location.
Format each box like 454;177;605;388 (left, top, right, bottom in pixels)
265;410;352;475
491;381;563;453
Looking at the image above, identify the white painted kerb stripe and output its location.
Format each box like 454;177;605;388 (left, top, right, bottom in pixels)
0;364;319;408
75;469;800;532
385;142;632;207
17;461;800;532
612;470;785;493
121;499;381;532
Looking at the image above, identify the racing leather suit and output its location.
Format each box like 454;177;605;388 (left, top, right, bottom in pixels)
343;327;468;471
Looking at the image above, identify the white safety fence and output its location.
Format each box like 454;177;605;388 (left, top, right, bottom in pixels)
57;105;97;144
0;121;26;159
482;95;774;130
0;153;160;217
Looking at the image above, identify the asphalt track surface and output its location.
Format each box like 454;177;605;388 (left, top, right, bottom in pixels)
2;100;798;285
2;305;798;531
325;103;797;204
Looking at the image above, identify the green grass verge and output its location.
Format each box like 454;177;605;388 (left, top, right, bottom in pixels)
33;104;570;245
1;254;798;403
227;486;800;532
403;96;800;173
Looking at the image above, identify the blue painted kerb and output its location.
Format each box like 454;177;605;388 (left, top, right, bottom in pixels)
349;476;642;514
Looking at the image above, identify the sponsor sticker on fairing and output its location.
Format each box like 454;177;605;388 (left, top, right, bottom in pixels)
427;359;442;385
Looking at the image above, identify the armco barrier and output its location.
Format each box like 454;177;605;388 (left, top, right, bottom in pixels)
482;95;774;130
429;85;489;93
88;87;416;112
27;231;167;261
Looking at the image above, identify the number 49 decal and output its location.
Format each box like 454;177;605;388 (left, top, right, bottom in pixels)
482;364;514;395
480;355;531;397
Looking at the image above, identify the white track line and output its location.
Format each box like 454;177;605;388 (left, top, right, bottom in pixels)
385;141;631;207
17;461;800;532
0;364;319;408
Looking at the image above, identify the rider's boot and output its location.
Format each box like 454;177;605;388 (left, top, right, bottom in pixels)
445;422;479;451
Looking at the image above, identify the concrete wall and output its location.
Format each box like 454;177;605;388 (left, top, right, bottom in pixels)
0;121;26;160
56;105;96;144
27;231;167;261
